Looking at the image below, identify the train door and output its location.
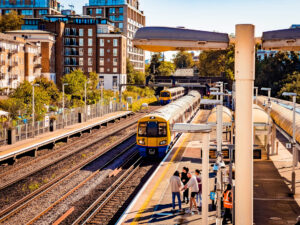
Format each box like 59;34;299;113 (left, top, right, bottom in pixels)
147;121;159;155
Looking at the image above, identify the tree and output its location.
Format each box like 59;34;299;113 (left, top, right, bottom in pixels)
61;70;87;107
0;11;24;32
88;72;101;104
34;77;61;105
149;53;162;75
127;59;146;84
0;98;25;120
157;61;175;76
127;58;135;84
173;51;194;69
277;72;300;102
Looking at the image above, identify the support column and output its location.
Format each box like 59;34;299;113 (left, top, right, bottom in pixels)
202;132;210;225
272;122;276;155
235;24;255;225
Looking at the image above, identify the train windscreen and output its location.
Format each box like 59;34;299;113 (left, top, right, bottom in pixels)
160;92;170;97
138;122;167;137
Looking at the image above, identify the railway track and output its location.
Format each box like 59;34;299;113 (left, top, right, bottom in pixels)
0;137;138;225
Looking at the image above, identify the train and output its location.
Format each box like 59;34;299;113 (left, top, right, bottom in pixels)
137;90;201;157
159;87;185;105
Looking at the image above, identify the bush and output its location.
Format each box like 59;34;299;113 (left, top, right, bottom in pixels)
130;96;157;112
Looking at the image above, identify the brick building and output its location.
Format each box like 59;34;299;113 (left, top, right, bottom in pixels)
0;33;41;93
24;15;127;90
83;0;145;72
5;30;56;82
0;0;61;18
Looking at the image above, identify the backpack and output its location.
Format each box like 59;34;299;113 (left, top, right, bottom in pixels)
196;177;202;193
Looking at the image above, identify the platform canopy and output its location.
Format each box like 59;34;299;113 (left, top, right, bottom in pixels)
207;106;233;124
253;104;270;128
262;28;300;51
132;26;229;52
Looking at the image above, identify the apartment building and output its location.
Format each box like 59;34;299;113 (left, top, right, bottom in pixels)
23;15;127;89
83;0;145;71
0;0;61;18
5;30;56;82
0;33;41;93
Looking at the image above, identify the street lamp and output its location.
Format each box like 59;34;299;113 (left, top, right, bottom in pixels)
62;83;68;128
261;87;272;157
85;80;90;121
32;83;39;137
282;92;297;195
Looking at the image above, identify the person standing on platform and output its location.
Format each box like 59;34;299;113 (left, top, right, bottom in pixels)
195;169;202;210
170;171;183;213
223;184;233;224
181;167;190;204
182;172;199;214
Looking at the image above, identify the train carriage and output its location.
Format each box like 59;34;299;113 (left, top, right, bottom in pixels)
159;87;185;105
137;91;201;157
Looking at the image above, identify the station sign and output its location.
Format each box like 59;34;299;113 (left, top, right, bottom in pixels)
44;115;50;127
286;143;292;149
202;148;262;160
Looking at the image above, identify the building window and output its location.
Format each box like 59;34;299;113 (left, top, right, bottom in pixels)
65;57;70;65
113;58;117;66
113;68;117;73
113;49;118;56
79;29;84;36
65;67;70;74
39;10;48;15
21;10;33;15
65;48;70;55
88;67;92;72
119;7;123;14
71;28;76;35
113;76;117;87
109;8;116;14
79;38;84;46
79;58;83;66
65;28;70;35
119;23;123;29
100;58;104;66
107;49;110;53
88;58;93;66
113;39;118;47
88;48;93;56
79;48;84;56
88;29;93;37
100;48;104;56
100;67;104;73
96;8;102;14
99;39;104;46
65;38;70;45
88;38;93;46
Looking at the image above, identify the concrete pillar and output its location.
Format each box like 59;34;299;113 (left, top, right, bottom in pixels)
271;122;276;155
234;24;255;225
202;132;210;225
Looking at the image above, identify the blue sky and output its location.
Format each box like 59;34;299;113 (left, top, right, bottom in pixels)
61;0;300;59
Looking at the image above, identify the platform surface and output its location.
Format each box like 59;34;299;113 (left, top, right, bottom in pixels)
0;111;132;161
118;110;300;225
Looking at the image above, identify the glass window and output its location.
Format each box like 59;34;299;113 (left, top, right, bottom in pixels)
88;58;93;66
107;40;111;43
79;38;84;46
88;48;93;56
79;29;84;36
71;28;76;35
88;38;93;46
65;28;70;35
65;38;70;45
113;39;118;47
39;10;48;15
99;39;104;46
119;23;123;29
100;58;104;66
113;68;117;73
100;48;104;56
158;123;167;137
96;8;102;14
79;58;83;66
119;7;123;14
147;122;158;137
113;48;118;56
65;67;70;74
21;10;33;15
113;58;117;66
100;67;104;72
79;48;84;56
88;67;93;72
138;122;147;137
109;8;116;14
88;29;93;36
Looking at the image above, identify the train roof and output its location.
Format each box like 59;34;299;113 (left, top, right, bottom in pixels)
145;90;201;121
161;87;185;93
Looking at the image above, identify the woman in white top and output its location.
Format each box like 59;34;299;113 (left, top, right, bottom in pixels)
182;172;199;214
170;171;183;212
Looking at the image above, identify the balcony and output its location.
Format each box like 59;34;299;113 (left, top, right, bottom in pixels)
8;66;12;72
65;31;77;36
0;61;6;66
34;64;42;69
0;74;5;80
65;51;79;56
65;41;78;46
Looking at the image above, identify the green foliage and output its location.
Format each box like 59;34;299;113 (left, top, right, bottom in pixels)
158;61;175;76
173;51;194;69
149;53;163;75
0;11;24;32
130;96;157;112
126;59;145;84
0;98;25;120
127;58;135;84
34;77;61;105
198;45;235;83
278;71;300;102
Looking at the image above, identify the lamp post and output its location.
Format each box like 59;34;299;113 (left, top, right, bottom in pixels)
85;80;90;121
32;83;39;138
282;92;297;195
254;87;258;104
172;123;212;225
261;87;272;157
62;83;68;128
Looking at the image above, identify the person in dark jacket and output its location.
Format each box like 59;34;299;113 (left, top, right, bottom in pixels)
181;167;190;204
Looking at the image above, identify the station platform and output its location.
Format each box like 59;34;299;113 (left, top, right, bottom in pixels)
0;111;133;163
118;109;300;225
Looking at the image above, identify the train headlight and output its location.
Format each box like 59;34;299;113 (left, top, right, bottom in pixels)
160;140;167;145
138;140;145;145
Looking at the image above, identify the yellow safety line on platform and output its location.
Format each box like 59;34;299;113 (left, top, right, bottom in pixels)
130;133;190;224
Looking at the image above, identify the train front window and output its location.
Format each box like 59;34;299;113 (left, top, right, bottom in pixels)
147;121;158;137
161;92;170;97
138;123;147;137
158;122;167;137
